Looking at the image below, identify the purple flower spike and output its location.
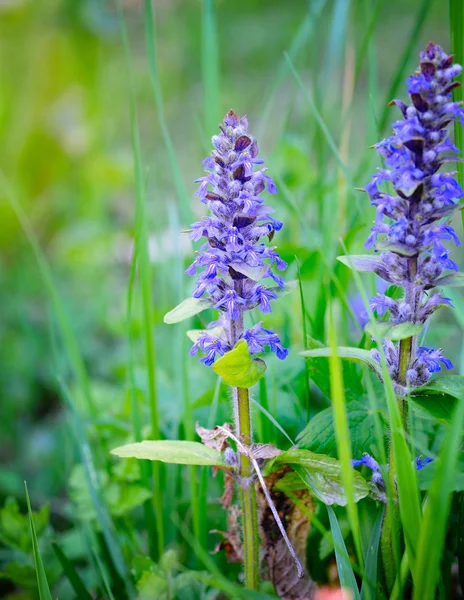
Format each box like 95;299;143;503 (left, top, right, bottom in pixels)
361;44;463;393
186;110;288;365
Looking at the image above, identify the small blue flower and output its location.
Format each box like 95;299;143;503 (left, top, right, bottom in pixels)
416;347;453;372
415;456;433;471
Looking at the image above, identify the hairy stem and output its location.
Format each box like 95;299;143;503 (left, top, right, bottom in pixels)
230;281;259;590
235;387;260;589
382;256;417;592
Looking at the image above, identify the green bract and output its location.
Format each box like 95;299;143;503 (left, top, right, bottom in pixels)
212;339;267;388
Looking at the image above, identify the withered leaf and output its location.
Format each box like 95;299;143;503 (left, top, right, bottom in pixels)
196;422;233;453
248;443;282;461
211;504;243;563
257;467;317;600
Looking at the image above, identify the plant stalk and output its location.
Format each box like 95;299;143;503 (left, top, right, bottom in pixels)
235;386;260;589
230;280;260;590
381;256;417;592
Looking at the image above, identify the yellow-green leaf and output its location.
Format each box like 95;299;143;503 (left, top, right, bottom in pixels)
212;339;266;388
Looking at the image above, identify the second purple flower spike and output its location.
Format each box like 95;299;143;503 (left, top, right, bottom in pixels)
361;43;464;394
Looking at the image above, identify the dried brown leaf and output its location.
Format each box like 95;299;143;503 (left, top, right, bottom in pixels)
257;467;317;600
196;422;232;453
210;504;243;563
248;443;283;461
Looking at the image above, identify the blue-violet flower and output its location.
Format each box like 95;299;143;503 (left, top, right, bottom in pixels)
186;110;288;365
364;43;463;393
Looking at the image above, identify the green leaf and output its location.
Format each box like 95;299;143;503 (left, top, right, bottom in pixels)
300;338;365;401
25;483;52;600
337;254;384;272
327;506;361;600
163;297;211;324
212;339;266;388
52;542;92;600
272;449;369;506
434;271;464;287
412;375;464;401
376;241;417;256
296;400;387;458
364;320;423;341
408;376;463;423
111;440;227;467
360;508;383;600
300;346;382;378
417;457;464;492
229;262;268;281
0;562;39;590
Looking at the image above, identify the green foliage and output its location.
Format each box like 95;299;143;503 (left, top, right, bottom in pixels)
111;440;227;466
0;497;49;554
364;321;423;341
212;339;267;388
25;483;53;600
272;450;369;505
164;297;212;324
297;400;387;458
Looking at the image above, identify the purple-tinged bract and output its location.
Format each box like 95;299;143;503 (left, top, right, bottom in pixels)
364;43;463;393
187;110;288;365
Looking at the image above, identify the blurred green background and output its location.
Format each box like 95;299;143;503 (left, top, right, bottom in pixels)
0;0;462;595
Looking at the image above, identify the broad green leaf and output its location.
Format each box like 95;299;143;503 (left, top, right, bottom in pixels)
408;395;457;423
163;297;211;324
364;320;423;341
417;456;464;492
186;326;225;343
272;449;369;505
296;400;387;458
301;338;365;401
212;339;266;388
25;483;52;600
412;375;464;401
435;271;464;287
111;440;227;467
409;376;463;423
0;497;49;554
327;507;361;600
300;346;382;378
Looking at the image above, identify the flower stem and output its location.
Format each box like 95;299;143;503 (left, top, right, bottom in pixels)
234;386;260;589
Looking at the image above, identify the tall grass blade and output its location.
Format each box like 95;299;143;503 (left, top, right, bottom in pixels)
24;483;53;600
377;0;432;133
327;305;364;571
413;397;464;600
51;541;92;600
118;3;166;557
327;506;361;600
142;0;192;222
360;508;384;600
202;0;220;134
450;0;464;228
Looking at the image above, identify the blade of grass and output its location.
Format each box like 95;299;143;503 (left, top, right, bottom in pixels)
142;0;192;222
25;483;53;600
377;0;432;133
327;506;361;600
360;508;383;600
118;3;166;558
412;397;464;600
51;541;92;600
202;0;220;134
327;303;364;573
450;0;464;228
